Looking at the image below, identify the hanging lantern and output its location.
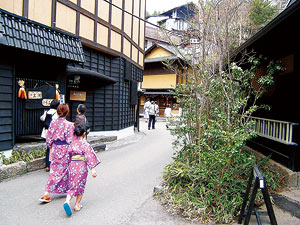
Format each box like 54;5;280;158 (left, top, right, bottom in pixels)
55;84;60;100
18;80;27;99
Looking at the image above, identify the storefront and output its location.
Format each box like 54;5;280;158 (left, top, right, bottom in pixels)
0;9;143;152
140;91;177;117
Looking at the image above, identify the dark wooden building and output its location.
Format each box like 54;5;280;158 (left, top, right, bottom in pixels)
233;0;300;171
0;0;145;153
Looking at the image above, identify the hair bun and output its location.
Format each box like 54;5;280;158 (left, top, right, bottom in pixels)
74;127;80;136
74;124;85;136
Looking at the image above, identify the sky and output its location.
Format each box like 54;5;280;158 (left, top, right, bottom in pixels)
146;0;197;14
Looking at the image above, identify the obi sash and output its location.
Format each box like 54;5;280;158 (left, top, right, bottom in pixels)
71;155;85;162
53;140;68;145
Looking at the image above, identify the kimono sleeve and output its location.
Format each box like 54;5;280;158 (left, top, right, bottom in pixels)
84;144;101;169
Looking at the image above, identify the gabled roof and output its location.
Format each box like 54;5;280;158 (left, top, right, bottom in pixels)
144;43;184;63
0;8;85;63
145;25;181;44
145;43;181;56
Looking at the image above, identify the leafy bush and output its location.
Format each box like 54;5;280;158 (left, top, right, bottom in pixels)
0;148;46;165
158;147;285;223
159;55;286;223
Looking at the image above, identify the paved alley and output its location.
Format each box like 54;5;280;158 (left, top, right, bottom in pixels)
0;120;194;225
1;120;300;225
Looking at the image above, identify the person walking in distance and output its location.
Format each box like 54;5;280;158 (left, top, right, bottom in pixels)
143;98;151;123
148;101;158;130
40;100;60;172
164;104;173;128
39;104;74;203
63;123;100;216
74;104;90;137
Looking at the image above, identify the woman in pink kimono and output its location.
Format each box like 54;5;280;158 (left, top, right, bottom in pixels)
39;103;74;203
63;123;100;216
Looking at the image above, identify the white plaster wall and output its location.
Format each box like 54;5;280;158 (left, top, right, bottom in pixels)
90;126;135;140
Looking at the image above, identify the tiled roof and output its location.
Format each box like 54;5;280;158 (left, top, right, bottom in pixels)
0;9;84;63
145;25;181;44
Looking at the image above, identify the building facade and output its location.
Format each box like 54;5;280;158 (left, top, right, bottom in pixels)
233;0;300;171
0;0;145;152
141;43;185;117
146;3;196;31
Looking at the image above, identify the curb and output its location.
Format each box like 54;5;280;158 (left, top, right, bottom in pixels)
0;137;113;182
0;159;41;182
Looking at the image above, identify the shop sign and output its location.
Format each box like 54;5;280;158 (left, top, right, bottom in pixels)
28;91;42;99
42;99;53;107
68;76;80;89
70;90;86;101
25;85;56;109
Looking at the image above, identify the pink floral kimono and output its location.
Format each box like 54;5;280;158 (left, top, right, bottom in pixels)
67;136;100;197
45;117;74;194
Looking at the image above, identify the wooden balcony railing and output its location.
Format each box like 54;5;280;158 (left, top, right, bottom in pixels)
246;116;298;146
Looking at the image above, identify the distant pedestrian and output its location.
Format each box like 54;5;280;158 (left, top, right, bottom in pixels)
143;98;151;123
148;101;159;130
74;104;90;136
39;103;74;203
164;105;173;128
40;100;60;172
63;123;100;216
155;101;159;119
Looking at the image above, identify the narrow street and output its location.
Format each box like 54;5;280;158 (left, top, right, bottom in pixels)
0;120;189;225
2;120;299;225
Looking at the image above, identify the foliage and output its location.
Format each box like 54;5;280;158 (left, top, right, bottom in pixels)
158;149;286;223
158;0;287;222
146;10;163;18
0;148;46;165
249;0;278;33
161;53;286;223
161;55;286;223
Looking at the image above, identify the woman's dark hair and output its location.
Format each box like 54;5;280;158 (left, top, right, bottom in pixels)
57;103;69;117
77;104;87;115
50;100;60;109
74;124;86;137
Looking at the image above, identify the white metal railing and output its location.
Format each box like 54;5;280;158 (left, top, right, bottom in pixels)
247;116;298;146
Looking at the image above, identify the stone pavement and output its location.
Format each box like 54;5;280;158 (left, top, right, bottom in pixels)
1;119;300;224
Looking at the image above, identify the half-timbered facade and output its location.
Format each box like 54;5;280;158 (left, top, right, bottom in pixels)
0;0;145;152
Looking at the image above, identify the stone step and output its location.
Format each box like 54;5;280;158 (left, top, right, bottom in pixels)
12;135;117;153
273;188;300;219
92;143;107;152
87;135;117;145
0;135;117;182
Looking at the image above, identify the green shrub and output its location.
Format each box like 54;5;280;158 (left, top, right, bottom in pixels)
159;55;286;223
158;146;285;223
0;148;46;165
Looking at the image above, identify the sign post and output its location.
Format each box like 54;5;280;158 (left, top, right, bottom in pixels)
238;166;277;225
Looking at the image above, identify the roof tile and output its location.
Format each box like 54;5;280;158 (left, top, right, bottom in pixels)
0;9;84;63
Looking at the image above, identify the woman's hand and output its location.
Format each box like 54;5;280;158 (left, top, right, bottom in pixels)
91;168;97;178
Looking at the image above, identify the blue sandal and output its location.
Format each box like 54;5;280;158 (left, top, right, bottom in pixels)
63;202;72;216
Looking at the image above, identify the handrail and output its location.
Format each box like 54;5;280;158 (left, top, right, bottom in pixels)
245;116;298;146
